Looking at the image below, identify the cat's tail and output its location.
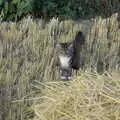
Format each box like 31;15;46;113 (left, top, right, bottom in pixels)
72;31;85;70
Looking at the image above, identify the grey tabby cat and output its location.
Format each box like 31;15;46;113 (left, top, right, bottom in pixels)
54;31;85;80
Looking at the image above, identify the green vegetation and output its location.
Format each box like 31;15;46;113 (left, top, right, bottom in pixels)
0;0;119;21
0;13;120;119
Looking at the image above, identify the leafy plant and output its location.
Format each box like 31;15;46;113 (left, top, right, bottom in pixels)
0;0;119;21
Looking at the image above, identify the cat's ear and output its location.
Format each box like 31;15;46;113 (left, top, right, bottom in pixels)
68;44;74;56
56;43;62;48
55;43;63;51
68;43;73;50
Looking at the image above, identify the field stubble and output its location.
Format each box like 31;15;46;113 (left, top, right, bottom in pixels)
0;13;120;120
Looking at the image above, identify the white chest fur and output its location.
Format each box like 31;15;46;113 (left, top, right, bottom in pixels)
59;55;71;69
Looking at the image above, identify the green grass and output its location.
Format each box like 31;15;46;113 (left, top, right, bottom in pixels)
0;13;120;120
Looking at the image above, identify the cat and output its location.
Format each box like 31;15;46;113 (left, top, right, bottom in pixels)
54;31;85;80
